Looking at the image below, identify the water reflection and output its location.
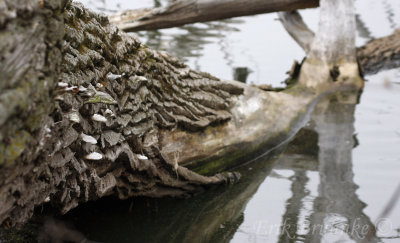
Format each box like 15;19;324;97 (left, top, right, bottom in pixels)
138;19;260;83
64;142;281;242
278;170;309;242
273;92;378;242
355;14;372;40
303;93;377;242
62;91;385;242
153;0;162;8
382;0;397;30
138;19;242;66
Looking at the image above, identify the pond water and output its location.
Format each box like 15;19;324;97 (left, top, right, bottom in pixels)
63;0;400;242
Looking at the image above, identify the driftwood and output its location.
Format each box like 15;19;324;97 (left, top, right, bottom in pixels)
108;0;319;32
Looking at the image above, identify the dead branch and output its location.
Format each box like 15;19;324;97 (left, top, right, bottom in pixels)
109;0;319;31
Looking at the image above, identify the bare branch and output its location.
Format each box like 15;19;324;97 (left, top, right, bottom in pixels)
109;0;319;32
278;11;315;54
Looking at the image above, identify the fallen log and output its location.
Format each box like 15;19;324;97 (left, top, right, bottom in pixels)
357;28;400;75
0;0;332;228
108;0;319;32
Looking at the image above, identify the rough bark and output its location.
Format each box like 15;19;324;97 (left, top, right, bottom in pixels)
0;0;67;227
0;0;327;228
357;28;400;75
108;0;319;32
0;0;242;227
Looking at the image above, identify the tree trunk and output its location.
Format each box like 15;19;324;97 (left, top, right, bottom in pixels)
108;0;319;32
0;0;327;228
279;0;364;89
300;0;363;88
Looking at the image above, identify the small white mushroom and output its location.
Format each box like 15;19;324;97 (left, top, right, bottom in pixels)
91;114;107;123
58;82;68;87
44;196;50;203
81;133;97;144
104;108;114;116
136;76;147;81
65;86;78;91
78;86;88;92
84;152;103;160
138;154;148;160
107;73;122;80
68;111;80;123
96;83;104;89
